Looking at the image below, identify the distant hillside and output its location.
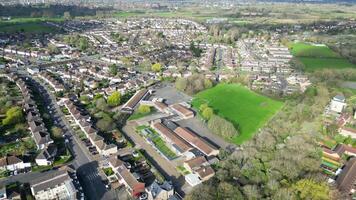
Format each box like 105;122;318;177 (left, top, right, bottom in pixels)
256;0;356;3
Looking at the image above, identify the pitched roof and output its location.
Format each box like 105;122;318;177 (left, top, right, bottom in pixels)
109;157;124;168
334;144;356;156
185;156;208;170
0;156;23;167
170;104;194;118
30;170;71;194
336;157;356;193
123;89;148;110
174;127;218;156
152;122;192;153
117;165;145;190
195;166;215;179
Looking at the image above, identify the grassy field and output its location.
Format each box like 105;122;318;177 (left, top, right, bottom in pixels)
192;84;283;145
289;42;356;72
289;42;340;58
0;17;62;33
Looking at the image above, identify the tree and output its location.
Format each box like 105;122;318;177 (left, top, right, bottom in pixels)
63;11;72;20
2;106;23;126
78;37;89;51
96;98;108;111
109;64;118;76
190;41;203;57
51;126;63;140
175;74;214;95
107;91;121;107
208;115;238;139
175;77;187;91
201;106;214;121
151;63;162;72
293;179;329;200
138;105;151;114
48;44;60;54
96;117;115;132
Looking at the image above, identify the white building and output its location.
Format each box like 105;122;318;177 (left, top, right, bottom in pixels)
30;169;77;200
330;95;347;114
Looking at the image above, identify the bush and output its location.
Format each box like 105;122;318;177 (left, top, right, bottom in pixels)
208;115;238;139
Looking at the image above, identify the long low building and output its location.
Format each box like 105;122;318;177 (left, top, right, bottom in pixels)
170;103;194;119
151;122;192;155
121;89;149;113
174;127;219;157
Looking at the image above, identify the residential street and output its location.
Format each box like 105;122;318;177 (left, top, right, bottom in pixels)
34;77;117;200
0;75;116;200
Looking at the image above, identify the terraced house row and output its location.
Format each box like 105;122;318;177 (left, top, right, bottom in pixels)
5;72;56;166
64;100;117;156
38;71;65;92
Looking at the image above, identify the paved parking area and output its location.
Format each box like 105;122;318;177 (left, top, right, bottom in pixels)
149;83;192;105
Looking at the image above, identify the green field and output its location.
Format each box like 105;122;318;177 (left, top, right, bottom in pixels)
192;84;283;144
289;42;356;72
289;42;340;58
0;18;62;33
0;22;57;33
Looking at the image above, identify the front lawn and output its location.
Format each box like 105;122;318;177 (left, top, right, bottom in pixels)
192;84;283;145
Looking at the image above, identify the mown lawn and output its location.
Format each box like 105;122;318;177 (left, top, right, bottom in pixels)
0;22;57;33
128;108;156;120
192;84;283;145
289;42;340;58
288;42;356;72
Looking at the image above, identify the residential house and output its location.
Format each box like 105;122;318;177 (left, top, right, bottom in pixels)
30;169;77;200
330;95;347;114
0;156;31;172
336;157;356;195
109;157;145;198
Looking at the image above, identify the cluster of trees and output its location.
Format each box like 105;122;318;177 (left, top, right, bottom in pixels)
208;115;238;139
0;5;110;18
175;74;214;95
187;83;335;200
110;32;127;45
63;34;90;51
190;41;203;57
2;106;24;126
198;104;238;139
108;64;118;76
311;68;356;86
